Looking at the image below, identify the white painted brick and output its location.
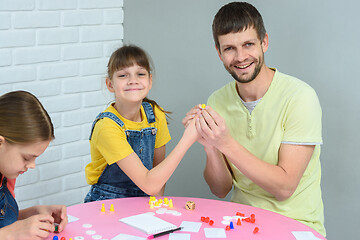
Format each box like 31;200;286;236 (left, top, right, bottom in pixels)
0;13;11;30
13;12;60;29
15;178;62;201
0;85;12;94
104;41;123;57
38;62;79;80
82;155;91;169
48;112;61;129
83;91;110;107
62;10;103;26
62;107;102;127
63;172;87;190
63;43;103;60
82;122;93;140
16;199;39;210
0;30;35;48
36;145;62;165
15;168;39;187
52;126;81;146
39;189;84;206
40;94;81;113
0;49;11;67
104;9;124;24
79;0;123;9
13;80;61;97
0;66;36;84
63;140;90;159
37;28;79;45
39;157;82;181
80;58;108;76
81;25;123;42
0;0;35;11
38;0;77;10
62;75;102;93
14;46;60;65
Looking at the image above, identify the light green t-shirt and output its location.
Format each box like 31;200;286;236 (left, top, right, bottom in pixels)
208;69;325;236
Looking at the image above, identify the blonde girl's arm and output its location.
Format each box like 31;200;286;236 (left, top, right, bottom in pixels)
116;119;199;196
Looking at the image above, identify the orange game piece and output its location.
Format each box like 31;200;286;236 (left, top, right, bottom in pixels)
253;227;259;234
245;217;250;222
209;220;214;226
251;214;255;219
226;225;231;230
205;217;210;223
250;218;255;223
237;218;242;226
201;216;205;222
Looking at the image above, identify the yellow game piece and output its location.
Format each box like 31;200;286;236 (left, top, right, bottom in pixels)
164;197;169;205
150;201;154;208
169;199;173;208
110;204;115;212
201;104;206;109
159;199;163;204
101;203;105;212
155;202;159;207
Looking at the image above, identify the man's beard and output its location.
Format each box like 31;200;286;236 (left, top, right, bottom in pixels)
225;54;264;84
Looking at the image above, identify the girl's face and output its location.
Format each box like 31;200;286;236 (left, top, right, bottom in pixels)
106;64;152;104
0;138;50;179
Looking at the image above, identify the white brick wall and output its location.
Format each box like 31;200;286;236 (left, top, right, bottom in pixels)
0;0;124;209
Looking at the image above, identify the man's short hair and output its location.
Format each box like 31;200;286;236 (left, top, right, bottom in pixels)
212;2;267;51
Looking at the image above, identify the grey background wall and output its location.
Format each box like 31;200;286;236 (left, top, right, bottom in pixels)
124;1;360;239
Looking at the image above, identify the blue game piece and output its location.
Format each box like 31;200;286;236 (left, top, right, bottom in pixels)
53;236;58;240
230;221;234;229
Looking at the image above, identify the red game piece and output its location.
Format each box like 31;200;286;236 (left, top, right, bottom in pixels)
61;237;66;240
205;217;210;223
237;218;242;226
250;218;255;223
209;220;214;226
251;214;255;219
253;227;259;234
236;212;241;216
245;217;250;222
201;216;205;222
226;225;231;230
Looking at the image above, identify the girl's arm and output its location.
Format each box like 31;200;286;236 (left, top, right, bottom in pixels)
152;145;166;196
116;119;198;196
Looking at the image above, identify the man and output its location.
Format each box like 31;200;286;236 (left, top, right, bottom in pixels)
183;2;325;236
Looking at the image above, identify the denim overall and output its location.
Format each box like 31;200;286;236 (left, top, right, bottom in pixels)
84;102;157;202
0;177;19;228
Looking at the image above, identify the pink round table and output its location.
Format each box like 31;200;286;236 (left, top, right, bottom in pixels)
47;196;326;240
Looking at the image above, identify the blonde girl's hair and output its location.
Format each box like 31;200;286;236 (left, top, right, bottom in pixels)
107;45;172;120
0;91;54;144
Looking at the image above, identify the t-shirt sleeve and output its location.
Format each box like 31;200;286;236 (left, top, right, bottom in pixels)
93;119;134;165
154;106;171;148
282;86;323;144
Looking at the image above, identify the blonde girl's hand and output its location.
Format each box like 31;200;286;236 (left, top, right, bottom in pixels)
0;214;55;240
36;205;68;232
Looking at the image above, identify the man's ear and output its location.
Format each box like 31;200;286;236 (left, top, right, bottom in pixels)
215;45;223;61
0;136;6;147
261;33;269;53
106;78;115;93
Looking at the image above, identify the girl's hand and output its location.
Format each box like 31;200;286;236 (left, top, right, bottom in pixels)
0;214;55;240
36;205;68;232
182;104;202;127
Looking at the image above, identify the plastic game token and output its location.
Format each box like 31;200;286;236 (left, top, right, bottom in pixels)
92;235;102;239
221;220;230;225
172;211;182;216
86;230;96;235
74;237;85;240
223;216;233;221
82;223;92;228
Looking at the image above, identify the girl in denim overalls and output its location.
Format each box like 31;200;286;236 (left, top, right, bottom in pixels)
84;45;199;202
0;91;67;239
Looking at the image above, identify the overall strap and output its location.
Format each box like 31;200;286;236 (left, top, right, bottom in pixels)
142;101;155;124
89;112;124;140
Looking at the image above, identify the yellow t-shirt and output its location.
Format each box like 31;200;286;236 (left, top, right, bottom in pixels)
85;103;171;185
208;69;325;236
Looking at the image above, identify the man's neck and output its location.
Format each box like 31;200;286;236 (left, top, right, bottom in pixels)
235;65;275;102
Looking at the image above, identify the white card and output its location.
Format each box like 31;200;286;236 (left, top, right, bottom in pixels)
180;221;202;232
204;228;226;238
